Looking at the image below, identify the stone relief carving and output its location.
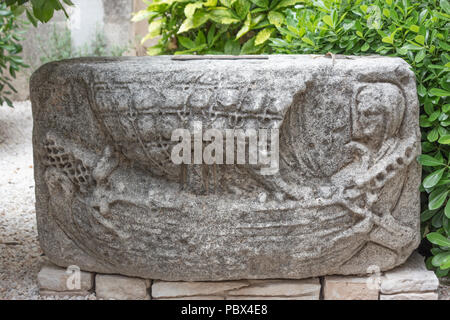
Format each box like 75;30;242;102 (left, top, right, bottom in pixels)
31;55;421;280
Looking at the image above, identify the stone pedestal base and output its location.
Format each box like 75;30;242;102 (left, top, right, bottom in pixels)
37;253;439;300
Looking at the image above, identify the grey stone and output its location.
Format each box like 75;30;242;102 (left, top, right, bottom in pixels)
152;281;248;299
31;55;421;281
226;279;320;299
323;276;380;300
38;263;94;292
380;292;438;300
381;252;439;294
226;296;316;300
159;296;225;300
39;290;92;297
151;279;320;299
95;274;150;300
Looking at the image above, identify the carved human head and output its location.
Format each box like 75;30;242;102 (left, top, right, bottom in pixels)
353;83;405;150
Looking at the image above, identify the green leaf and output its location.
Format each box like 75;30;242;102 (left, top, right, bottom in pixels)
445;201;450;219
427;128;439;142
234;0;251;19
421;209;437;222
177;36;196;49
224;39;240;55
439;134;450;144
415;35;425;45
240;37;259;54
423;168;446;188
274;0;304;9
432;251;450;267
219;0;235;8
195;30;206;46
429;189;449;210
132;9;157;22
401;43;423;51
323;15;333;28
417;155;445;166
207;24;216;45
361;43;370;52
249;0;268;8
409;25;420;33
178;18;194;33
255;28;274;45
302;36;314;46
430;88;450;97
427;232;450;247
441;257;450;270
382;36;393;45
184;3;203;18
147;45;163;56
268;11;284;27
415;50;426;63
236;13;251;39
147;19;162;38
32;0;55;22
209;8;240;24
25;8;38;27
436;268;450;277
441;0;450;14
429;111;441;122
432;211;444;228
174;44;207;55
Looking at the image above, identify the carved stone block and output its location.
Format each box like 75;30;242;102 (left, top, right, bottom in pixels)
31;55;421;281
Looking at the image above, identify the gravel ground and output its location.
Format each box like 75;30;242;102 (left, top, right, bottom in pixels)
0;101;94;300
0;101;448;300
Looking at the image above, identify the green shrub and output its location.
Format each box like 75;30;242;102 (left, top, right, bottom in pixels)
0;3;27;107
1;0;73;106
136;0;450;277
132;0;307;55
5;0;74;25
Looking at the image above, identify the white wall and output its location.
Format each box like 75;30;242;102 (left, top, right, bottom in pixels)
68;0;105;49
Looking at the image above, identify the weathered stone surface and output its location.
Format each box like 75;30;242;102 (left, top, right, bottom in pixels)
95;274;150;300
323;276;379;300
152;279;320;299
380;292;438;300
226;279;320;299
39;290;92;297
227;296;316;300
38;263;94;292
152;281;248;299
31;55;421;281
160;296;225;300
381;252;439;294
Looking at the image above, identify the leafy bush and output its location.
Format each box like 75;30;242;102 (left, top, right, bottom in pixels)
0;3;27;107
132;0;307;55
1;0;73;106
5;0;74;25
136;0;450;277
